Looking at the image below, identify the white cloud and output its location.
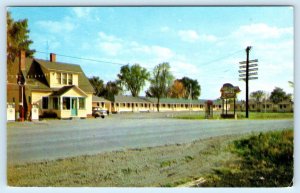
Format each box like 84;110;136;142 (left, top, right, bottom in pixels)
36;20;75;34
72;7;92;18
178;30;217;43
151;46;174;60
98;42;123;56
171;61;201;79
98;32;121;42
233;23;292;39
178;30;199;42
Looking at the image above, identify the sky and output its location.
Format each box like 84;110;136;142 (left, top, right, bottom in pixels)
8;6;294;100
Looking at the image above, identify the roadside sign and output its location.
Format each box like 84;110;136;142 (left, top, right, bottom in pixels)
239;77;258;81
239;59;258;64
239;63;258;68
239;72;258;77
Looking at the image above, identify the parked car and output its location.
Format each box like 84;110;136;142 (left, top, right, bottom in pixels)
92;107;107;118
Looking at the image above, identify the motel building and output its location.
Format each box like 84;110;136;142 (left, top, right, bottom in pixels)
7;51;94;120
109;95;206;113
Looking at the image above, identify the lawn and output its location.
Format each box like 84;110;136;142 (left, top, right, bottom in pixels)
175;112;293;120
7;129;293;187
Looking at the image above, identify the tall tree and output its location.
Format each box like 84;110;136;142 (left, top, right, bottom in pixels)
7;11;35;66
118;64;150;97
269;87;291;104
146;62;174;112
88;76;105;96
168;79;186;98
250;90;266;112
103;80;123;101
179;77;201;99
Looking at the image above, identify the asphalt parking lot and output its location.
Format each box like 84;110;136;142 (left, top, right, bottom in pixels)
7;112;293;164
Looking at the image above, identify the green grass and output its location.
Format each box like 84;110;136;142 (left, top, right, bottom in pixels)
175;112;293;120
237;112;293;119
200;129;293;187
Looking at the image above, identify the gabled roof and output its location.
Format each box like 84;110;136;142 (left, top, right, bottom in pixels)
35;59;82;73
92;95;111;103
50;85;88;97
113;95;151;103
8;57;95;93
146;97;205;104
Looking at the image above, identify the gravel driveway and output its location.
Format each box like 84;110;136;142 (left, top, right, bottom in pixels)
7;113;293;164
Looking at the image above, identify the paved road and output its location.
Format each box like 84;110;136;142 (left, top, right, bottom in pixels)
7;114;293;164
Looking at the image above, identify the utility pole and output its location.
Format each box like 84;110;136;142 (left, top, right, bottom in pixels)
189;83;192;115
245;46;250;118
239;46;258;118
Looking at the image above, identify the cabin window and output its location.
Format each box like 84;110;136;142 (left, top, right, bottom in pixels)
42;97;49;109
79;98;85;109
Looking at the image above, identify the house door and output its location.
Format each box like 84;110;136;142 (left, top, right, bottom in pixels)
71;97;77;116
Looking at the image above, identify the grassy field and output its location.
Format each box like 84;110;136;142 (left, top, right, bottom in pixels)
175;112;293;120
7;129;293;187
200;129;293;187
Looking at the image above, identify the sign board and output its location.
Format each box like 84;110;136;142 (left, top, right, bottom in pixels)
239;77;258;81
220;83;241;99
239;63;258;69
239;59;258;64
239;72;258;77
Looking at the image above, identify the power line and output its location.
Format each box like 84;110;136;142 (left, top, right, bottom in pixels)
35;51;127;66
198;49;243;67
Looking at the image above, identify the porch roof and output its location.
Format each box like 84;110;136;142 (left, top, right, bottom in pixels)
50;85;88;97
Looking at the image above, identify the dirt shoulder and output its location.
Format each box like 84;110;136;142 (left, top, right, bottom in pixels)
8;134;243;187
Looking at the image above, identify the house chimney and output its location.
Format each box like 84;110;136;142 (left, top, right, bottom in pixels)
19;50;26;71
50;53;56;62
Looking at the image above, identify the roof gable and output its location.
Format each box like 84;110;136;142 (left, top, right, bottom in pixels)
50;85;88;97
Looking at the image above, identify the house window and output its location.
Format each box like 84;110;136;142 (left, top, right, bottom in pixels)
63;97;70;110
62;73;67;84
56;73;61;84
267;105;270;108
68;74;73;85
97;102;100;107
79;98;85;109
53;97;59;110
127;103;130;108
284;105;287;108
42;97;49;109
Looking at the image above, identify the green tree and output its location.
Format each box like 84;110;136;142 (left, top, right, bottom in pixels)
179;77;201;99
250;90;266;112
146;62;174;112
269;87;291;104
103;80;123;101
7;11;35;66
88;76;105;96
118;64;150;97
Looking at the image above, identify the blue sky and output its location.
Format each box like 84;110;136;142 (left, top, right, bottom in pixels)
9;6;294;100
